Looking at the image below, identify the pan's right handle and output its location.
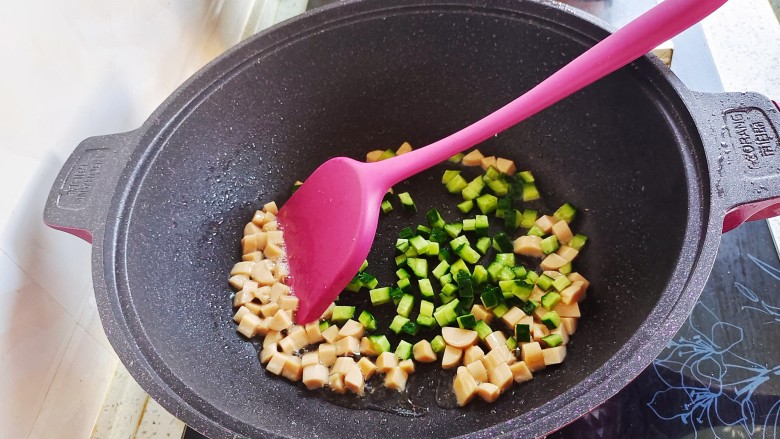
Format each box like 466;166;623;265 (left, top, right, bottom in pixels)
693;92;780;233
44;131;138;244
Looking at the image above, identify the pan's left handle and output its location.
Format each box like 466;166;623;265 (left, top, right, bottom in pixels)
44;131;139;243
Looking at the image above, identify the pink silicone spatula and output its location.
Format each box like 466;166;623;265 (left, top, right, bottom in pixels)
278;0;729;323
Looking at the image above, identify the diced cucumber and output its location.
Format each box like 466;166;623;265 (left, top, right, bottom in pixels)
472;265;488;287
517;171;535;183
475;215;489;237
476;194;498;214
541;292;561;310
319;321;330;332
359;310;377;331
434;306;458;327
496;197;512;218
462;218;476;231
487;178;509;196
515;323;531;343
395;254;407;266
416;225;431;237
492;303;509;318
553;203;577;224
379;149;396;160
495;253;516;267
456;271;474;299
569;234;588;251
475;237;492;254
397;294;415;317
457;199;474;213
446;174;469;193
401;321;419;336
369;335;391;353
444;222;463;239
480;285;502;308
492;233;514;253
458;245;481;264
345;276;363;292
409;235;429;253
397;277;412;294
418;279;435;298
332;306;356;323
527;225;545;237
357;272;379;289
449;153;465;163
540;235;559;255
440;292;456;304
450;235;470;251
429;227;447;244
416;315;436;327
525;271;539;283
520;300;538;316
389;287;404;305
439;273;453;285
462;176;485;200
438;247;454;263
404;246;418;257
536;274;554;291
399;227;416;239
420;300;434;317
395;340;413;360
457;314;477;329
370;287;392;306
512;266;527;279
449;259;470;276
359;260;369;272
503;208;518;232
474;320;493;340
559;262;573;275
541;311;561;329
442;170;461;184
506;336;518;350
552;275;572;292
520;209;538;229
441;283;458;296
432;260;451;279
483;166;501;181
487;262;504;282
396;268;410;280
396;238;410;253
389;315;410;334
426;208;446;228
522;182;540;201
513;280;534;300
497;266;515;281
406;257;428;278
431;335;446;353
542;333;564;347
398;192;416;212
381;199;393;213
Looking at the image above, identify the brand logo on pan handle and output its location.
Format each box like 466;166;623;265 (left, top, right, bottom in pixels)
57;148;107;210
721;107;777;174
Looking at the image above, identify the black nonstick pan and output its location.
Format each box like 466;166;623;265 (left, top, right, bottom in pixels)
44;0;780;438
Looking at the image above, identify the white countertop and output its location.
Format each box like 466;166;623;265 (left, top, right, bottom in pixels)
0;1;777;438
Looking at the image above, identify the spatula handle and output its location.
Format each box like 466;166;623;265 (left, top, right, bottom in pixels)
370;0;729;188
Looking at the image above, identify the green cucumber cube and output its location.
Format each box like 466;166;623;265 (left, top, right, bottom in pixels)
459;246;481;264
457;199;474;213
475;237;492;254
474;320;493;340
426;242;440;256
416;315;436;327
426;208;446;228
457;314;477;329
369;287;392;305
332;306;356;323
420;300;434;317
439;273;453;285
432;260;451;279
444;222;463;238
389;315;410;334
541;311;561;329
449;258;470;276
401;321;419;336
495;253;516;266
472;265;488;287
525;271;539;283
542;333;564;347
527;225;545;237
449;153;465;162
397;294;415;317
442;170;461;184
541;292;561;310
515;323;532;343
517;171;535;183
492;233;514;253
396;268;411;280
395;340;413;360
358;310;377;331
522;182;541;201
398;192;416;212
540;235;559;255
553;203;577;224
431;335;446;353
492;303;510;318
462;218;476;231
569;234;588;251
520;209;539;229
418;279;435;298
552;275;572;292
397;277;412;293
441;283;458;296
476;194;498;214
381;200;393;213
369;335;391;353
506;336;518;350
536;274;554;291
446;174;469;193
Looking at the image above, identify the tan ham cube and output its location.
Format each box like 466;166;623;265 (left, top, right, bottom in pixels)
522;342;546;372
465;359;488;383
318;343;337;367
305;321;324;344
554;300;582;318
551;220;573;244
543;346;567;365
470;305;493;324
244;222;262;236
233;289;255;308
344;364;365;396
442;345;463;369
480;156;497;170
453;368;479;406
329;373;346;394
320;303;335;321
259;343;277;364
281;355;303;381
509;361;533;383
534;215;558;234
242;251;264;262
495;157;516;175
462;149;484;166
366;150;384;162
556;245;579;262
335;336;360;356
242;302;263;317
320;324;341;343
233;306;251;323
228;274;250;290
237;313;264;338
399;359;415;374
262;201;278;214
413;340;437;363
384;367;409;392
250;263;275;286
268;308;293;332
501;307;527;328
441;327;478;348
463;345;486;365
301;351;319;368
242;233;267;255
253;285;271;304
396;142;413;155
376;352;398;372
337;319;365;339
560;282;587;305
264;331;282;347
488;362;513;392
302;364;328;389
266;230;284;246
485;331;508;351
477;382;501;403
265;352;287;375
269;282;291;302
262;220;278;232
331;357;356;376
360;337;378;356
513;235;544;258
231;261;255;276
357;357;377;379
259;302;280;318
567;272;590;289
278;295;299;311
540;253;569;271
561;317;578;335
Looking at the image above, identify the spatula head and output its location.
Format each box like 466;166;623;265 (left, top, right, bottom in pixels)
277;157;382;323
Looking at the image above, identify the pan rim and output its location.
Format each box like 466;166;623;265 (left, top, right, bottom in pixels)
92;0;720;437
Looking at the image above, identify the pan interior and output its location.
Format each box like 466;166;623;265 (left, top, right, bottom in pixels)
115;3;697;438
